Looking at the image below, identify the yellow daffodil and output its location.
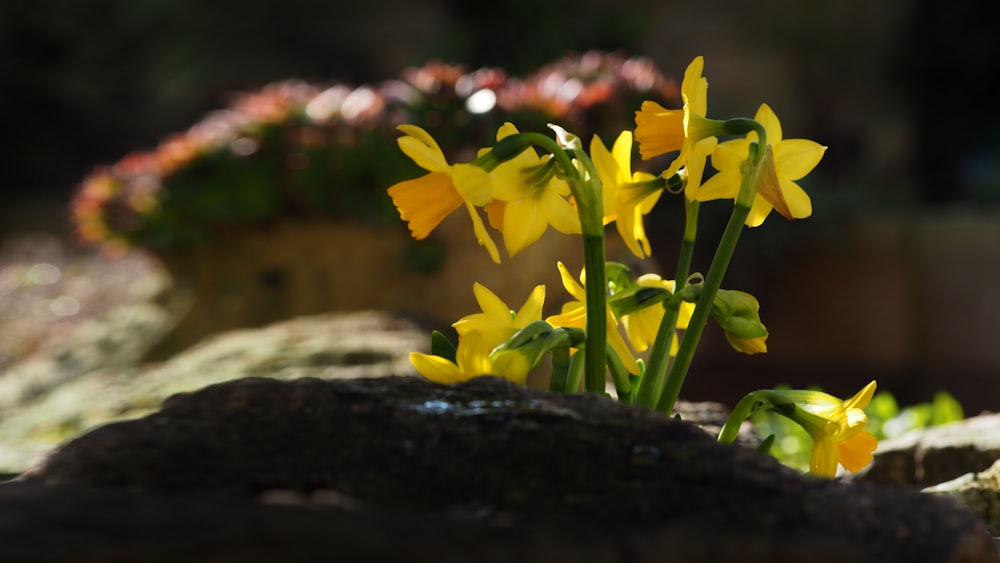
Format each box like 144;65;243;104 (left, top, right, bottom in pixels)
387;124;501;262
693;103;826;227
619;274;693;353
410;283;545;385
765;381;879;478
409;331;494;384
634;56;719;194
590;131;662;259
453;282;546;344
545;262;640;374
485;123;582;257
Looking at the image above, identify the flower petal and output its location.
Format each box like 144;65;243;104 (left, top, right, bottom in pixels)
774;139;827;181
410;352;466;384
465;202;501;264
837;430;879;473
397;126;449;172
387;173;463;239
502;198;547;257
778;178;813;220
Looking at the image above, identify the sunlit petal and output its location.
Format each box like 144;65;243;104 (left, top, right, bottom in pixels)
387;173;463;239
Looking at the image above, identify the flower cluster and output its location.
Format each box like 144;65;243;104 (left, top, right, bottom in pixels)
71;52;678;255
388;56;875;478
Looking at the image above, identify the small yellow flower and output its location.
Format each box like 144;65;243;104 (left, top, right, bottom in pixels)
620;274;693;353
485;123;581;257
767;381;879;478
410;283;545;385
693;103;826;227
634;55;718;191
546;262;640;374
590;131;662;259
387;124;501;262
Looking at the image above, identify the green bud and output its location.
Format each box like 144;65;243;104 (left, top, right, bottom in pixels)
711;289;768;339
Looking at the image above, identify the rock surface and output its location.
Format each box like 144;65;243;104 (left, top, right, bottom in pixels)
927;457;1000;535
4;376;996;563
853;413;1000;488
0;311;429;475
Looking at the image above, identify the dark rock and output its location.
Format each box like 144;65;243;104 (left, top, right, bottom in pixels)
853;413;1000;488
5;376;996;562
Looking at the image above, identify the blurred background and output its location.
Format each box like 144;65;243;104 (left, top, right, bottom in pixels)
2;0;998;413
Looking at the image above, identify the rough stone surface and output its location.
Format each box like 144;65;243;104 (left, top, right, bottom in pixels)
0;311;428;476
852;413;1000;488
927;457;1000;535
4;376;995;563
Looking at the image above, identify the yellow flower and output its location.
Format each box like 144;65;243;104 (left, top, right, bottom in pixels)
767;381;879;478
620;274;693;353
590;131;662;259
453;282;546;345
387;124;501;262
485;123;582;257
410;283;545;384
545;262;639;374
634;56;719;192
692;103;826;227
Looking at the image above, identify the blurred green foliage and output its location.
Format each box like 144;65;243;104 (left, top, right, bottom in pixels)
751;387;965;474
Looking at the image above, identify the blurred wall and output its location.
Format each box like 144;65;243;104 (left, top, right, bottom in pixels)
3;0;999;412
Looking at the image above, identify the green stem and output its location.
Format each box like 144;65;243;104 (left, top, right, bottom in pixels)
504;131;608;394
565;349;586;392
582;234;608;393
606;345;632;402
654;143;769;415
718;392;766;443
655;201;751;415
549;345;571;392
634;199;699;408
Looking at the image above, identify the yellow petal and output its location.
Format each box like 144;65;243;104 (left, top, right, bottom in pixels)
397;126;449;172
634;100;684;160
744;196;774;228
465;202;501;264
471;282;511;322
515;285;546;327
774;139;827;181
778;178;813;220
452;163;492;206
556;261;587;303
837;430;878;473
692;170;741;203
387;173;463;239
541;190;583;235
809;437;840;478
502;198;547;257
843;380;878;411
753;103;783;145
410;352;466;384
680;56;707;118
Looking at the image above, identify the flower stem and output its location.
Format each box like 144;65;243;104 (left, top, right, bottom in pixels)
634;198;699;408
654;149;766;415
718;392;765;443
582;233;608;393
549;345;571;392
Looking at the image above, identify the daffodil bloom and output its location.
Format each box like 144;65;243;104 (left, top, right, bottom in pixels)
546;262;640;374
484;123;582;257
620;274;693;353
387;124;501;262
590;131;662;259
409;331;495;384
453;282;546;344
634;56;720;194
693;103;826;227
765;381;879;478
410;282;545;384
